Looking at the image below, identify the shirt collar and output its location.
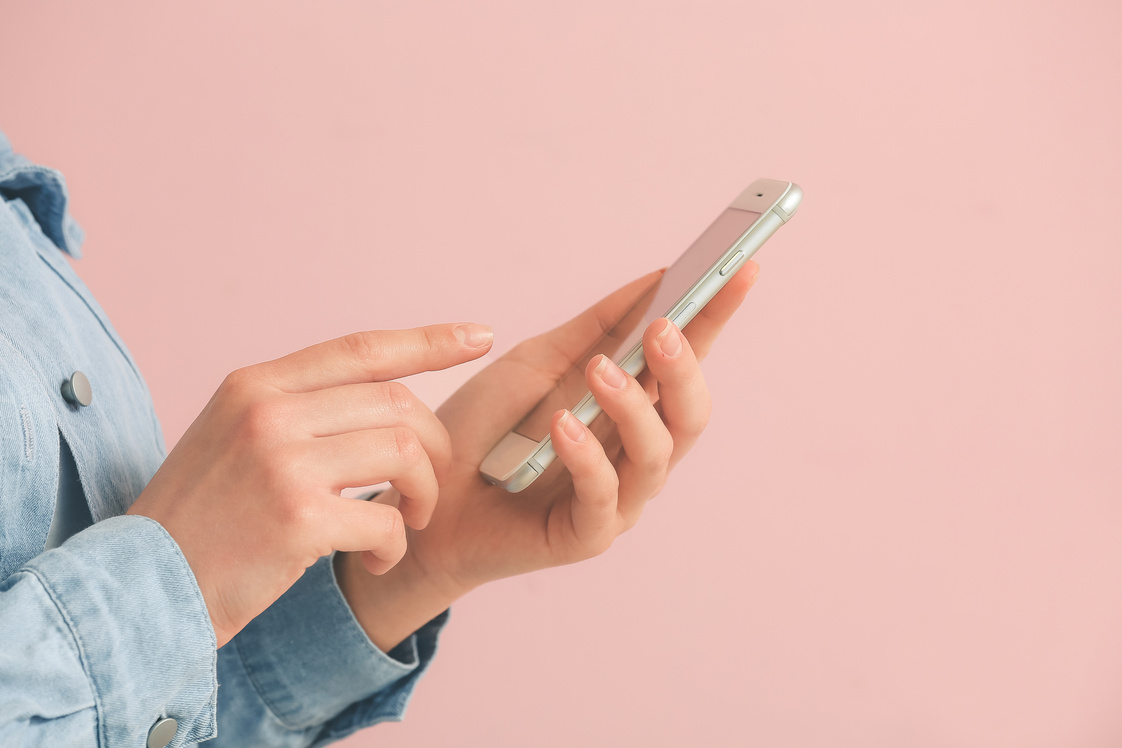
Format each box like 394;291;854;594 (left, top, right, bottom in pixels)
0;130;85;258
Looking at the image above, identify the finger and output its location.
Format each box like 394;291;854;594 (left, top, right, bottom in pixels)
643;318;711;464
549;409;619;555
681;261;759;362
509;271;663;374
261;323;494;393
297;381;453;482
322;497;407;575
311;428;439;529
586;354;674;525
436;272;664;452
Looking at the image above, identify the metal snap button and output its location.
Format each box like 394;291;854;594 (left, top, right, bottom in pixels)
60;371;92;407
147;717;178;748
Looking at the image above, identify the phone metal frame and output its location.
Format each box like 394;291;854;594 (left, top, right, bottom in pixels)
481;178;803;493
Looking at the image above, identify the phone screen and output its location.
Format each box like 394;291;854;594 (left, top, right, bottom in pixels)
513;207;761;442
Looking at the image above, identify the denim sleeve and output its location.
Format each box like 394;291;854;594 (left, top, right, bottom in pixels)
0;518;447;748
0;515;219;747
204;554;448;748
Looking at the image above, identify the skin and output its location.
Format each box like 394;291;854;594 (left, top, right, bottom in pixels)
128;261;757;650
127;323;495;647
336;262;759;652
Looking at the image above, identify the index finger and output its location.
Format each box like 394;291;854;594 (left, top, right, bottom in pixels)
262;323;494;393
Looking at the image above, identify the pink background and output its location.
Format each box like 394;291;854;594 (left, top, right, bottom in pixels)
5;2;1122;746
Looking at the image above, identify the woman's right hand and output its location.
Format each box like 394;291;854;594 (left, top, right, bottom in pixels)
127;323;493;647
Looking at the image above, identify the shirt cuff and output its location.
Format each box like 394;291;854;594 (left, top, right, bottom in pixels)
230;553;448;733
22;515;218;746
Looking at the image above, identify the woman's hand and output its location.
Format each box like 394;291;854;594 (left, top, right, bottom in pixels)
128;324;493;647
336;262;759;652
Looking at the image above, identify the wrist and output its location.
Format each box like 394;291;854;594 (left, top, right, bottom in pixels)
334;547;464;654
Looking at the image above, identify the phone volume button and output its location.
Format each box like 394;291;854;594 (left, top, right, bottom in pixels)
718;251;745;277
670;302;696;327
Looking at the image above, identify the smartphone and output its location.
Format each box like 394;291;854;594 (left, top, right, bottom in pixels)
480;178;803;493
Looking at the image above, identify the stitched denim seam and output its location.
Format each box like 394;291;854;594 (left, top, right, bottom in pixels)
136;516;220;653
19;405;34;461
32;250;165;453
22;566;106;748
34;253;145;386
230;557;413;731
325;552;418;673
5;196;167;464
4;194;144;396
126;517;220;743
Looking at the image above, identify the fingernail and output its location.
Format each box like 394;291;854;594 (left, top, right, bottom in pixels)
454;324;493;348
747;261;761;281
594;355;628;389
559;410;587;443
656;319;682;357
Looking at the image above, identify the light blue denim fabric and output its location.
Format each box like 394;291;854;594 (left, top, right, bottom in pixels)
0;130;446;747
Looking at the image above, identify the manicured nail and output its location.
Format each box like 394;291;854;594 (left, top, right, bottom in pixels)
656;319;682;357
594;355;628;389
747;260;761;281
454;324;493;348
559;410;587;442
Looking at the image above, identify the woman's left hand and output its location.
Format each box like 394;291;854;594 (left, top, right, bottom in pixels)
336;262;759;652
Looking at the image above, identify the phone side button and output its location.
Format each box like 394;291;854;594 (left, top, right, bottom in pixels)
718;251;745;277
670;302;696;327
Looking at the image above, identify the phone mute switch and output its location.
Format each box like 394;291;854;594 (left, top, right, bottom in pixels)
718;251;745;277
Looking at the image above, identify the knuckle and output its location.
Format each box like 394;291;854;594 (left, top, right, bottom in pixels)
435;421;453;458
596;459;623;500
391;426;421;461
258;445;304;492
679;418;708;444
383;381;415;417
639;432;674;473
419;325;441;355
377;506;405;544
237;398;285;443
341;331;381;365
599;458;621;497
219;367;257;399
274;494;316;532
692;394;713;433
584;491;615;515
658;431;675;465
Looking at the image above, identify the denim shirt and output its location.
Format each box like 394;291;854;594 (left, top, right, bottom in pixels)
0;131;446;747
